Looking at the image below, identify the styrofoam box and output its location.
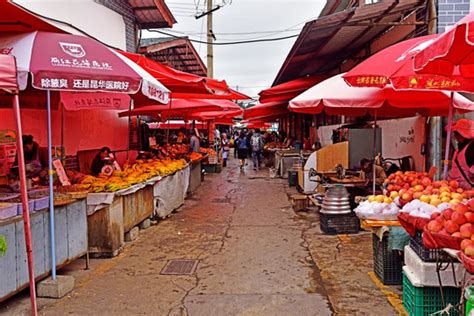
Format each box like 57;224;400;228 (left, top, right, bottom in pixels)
404;245;466;287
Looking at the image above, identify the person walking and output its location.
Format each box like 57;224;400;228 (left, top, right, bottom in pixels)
221;133;230;167
251;129;264;170
236;131;249;169
232;131;239;158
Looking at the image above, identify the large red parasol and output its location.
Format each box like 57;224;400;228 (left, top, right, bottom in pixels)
290;74;474;116
0;31;169;104
413;13;474;80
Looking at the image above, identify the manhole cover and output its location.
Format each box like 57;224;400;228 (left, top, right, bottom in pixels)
212;198;230;203
160;259;199;275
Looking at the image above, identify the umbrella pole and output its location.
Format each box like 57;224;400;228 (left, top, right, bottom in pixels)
60;103;64;163
166;98;172;144
47;90;57;280
13;94;38;315
373;111;377;195
443;92;454;180
127;100;133;161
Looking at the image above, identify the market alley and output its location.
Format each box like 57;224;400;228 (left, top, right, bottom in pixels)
1;158;401;316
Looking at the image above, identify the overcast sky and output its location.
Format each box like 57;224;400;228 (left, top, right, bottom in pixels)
143;0;326;99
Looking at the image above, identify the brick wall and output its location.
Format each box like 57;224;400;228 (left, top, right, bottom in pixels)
94;0;138;52
437;0;470;32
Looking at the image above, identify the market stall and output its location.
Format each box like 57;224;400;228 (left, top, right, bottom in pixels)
0;198;87;302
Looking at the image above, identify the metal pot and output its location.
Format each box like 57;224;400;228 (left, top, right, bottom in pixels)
321;186;351;214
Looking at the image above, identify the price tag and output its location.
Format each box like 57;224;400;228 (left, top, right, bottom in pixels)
52;159;71;186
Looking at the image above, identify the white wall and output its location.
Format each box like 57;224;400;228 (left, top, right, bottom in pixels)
13;0;127;50
318;116;426;171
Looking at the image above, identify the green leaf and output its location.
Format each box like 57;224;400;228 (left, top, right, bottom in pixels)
0;235;7;257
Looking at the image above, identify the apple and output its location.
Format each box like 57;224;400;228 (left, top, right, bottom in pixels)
449;180;459;189
443;209;453;220
430;212;441;220
465;245;474;258
453;203;469;214
433;181;442;189
460;223;473;238
421;177;432;187
427;220;443;232
461;239;474;250
402;193;413;202
452;232;462;238
413;192;423;200
445;220;459;234
390;191;399;199
465;212;474;223
468;199;474;211
452;212;467;225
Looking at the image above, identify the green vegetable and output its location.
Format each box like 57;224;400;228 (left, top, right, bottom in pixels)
0;235;6;257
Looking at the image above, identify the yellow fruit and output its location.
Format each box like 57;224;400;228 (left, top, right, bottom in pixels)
389;191;399;199
375;195;385;203
450;199;462;205
430;198;442;207
441;196;451;203
420;195;431;203
384;197;393;204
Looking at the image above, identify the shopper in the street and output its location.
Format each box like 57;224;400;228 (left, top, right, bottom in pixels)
221;133;230;167
236;131;249;169
189;129;201;153
251;129;264;170
232;131;239;158
449;119;474;189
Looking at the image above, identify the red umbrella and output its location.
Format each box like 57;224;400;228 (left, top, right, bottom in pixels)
0;31;169;103
243;101;289;120
188;108;243;121
413;13;474;80
119;51;250;100
258;75;327;103
289;74;474;116
0;55;37;314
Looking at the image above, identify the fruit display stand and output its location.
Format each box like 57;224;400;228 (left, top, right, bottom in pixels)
188;157;205;194
86;192;125;258
0;199;87;302
154;165;190;219
122;184;155;233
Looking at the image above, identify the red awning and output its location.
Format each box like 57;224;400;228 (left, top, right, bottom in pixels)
243;101;289;120
119;51;250;100
0;55;19;94
0;2;62;33
118;99;240;118
258;75;327;103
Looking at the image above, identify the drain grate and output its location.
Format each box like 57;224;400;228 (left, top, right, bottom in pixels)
160;259;199;275
211;198;230;203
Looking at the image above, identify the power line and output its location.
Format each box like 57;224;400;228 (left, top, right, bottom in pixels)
148;29;299;45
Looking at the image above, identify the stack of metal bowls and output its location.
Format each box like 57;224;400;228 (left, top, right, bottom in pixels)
321;186;351;214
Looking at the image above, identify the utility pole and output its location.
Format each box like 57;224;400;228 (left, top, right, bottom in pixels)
207;0;214;78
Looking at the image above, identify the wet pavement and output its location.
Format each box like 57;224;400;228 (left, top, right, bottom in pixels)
0;158;400;315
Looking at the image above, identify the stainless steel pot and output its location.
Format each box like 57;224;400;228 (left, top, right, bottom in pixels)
320;186;351;214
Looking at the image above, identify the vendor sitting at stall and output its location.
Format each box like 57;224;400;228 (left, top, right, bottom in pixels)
91;147;115;176
359;158;387;187
18;135;42;177
449;119;474;189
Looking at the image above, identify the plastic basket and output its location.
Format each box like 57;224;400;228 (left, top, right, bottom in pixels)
409;231;450;263
402;271;460;316
372;234;403;285
320;212;359;235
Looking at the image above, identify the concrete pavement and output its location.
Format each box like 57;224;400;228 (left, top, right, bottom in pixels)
0;158;399;315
